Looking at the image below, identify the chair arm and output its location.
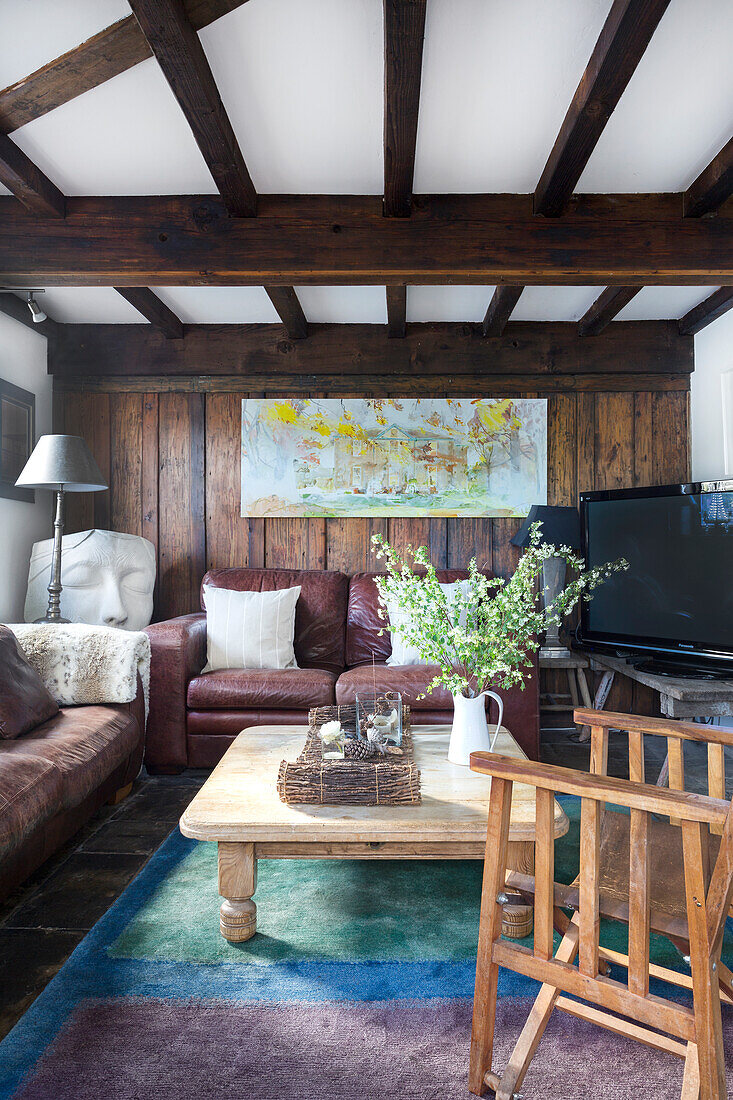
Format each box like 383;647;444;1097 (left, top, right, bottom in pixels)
144;613;206;770
574;708;733;747
470;751;730;830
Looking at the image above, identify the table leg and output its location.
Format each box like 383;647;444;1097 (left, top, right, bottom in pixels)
503;839;534;939
218;841;257;942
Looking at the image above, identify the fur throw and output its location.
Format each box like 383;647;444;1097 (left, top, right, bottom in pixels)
4;624;150;718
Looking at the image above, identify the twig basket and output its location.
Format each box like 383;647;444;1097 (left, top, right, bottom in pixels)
276;704;421;806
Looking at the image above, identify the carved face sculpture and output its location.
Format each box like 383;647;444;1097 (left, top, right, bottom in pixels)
25;530;156;630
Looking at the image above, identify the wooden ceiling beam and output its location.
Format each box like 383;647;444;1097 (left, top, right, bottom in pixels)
0;132;65;217
482;285;524;336
383;0;427;218
678;287;733;336
3;193;733;286
47;320;692;382
386;286;407;337
264;286;308;339
0;292;58;338
683;136;733;219
534;0;672;217
114;286;184;338
0;1;251;134
578;286;641;336
128;0;256;217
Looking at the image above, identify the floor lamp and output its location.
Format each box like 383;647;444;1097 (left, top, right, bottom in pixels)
15;435;107;623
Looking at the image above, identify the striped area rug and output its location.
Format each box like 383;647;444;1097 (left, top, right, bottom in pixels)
1;798;731;1099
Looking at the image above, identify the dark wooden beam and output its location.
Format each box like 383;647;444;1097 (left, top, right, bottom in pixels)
48;320;692;382
482;285;524;336
678;287;733;336
128;0;256;217
264;286;308;339
0;132;65;217
534;0;672;217
2;193;733;286
0;2;251;134
683;136;733;219
383;0;427;218
0;293;58;338
114;287;184;339
386;286;407;337
578;286;641;336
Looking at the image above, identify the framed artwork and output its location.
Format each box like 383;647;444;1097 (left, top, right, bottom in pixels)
0;377;35;503
241;398;547;518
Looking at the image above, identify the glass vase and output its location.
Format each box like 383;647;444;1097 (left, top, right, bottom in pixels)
355;691;403;746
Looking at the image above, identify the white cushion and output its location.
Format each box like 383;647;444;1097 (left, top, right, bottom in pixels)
202;585;301;671
385;580;469;666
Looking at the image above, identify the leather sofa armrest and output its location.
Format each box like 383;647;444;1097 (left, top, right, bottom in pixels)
493;654;540;760
144;613;206;771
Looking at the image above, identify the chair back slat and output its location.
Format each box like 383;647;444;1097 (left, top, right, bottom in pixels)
706;807;733;957
534;787;555;961
579;796;601;976
590;724;609;776
628;729;645;783
681;820;728;1098
667;736;685;827
628;808;651;995
708;743;726;836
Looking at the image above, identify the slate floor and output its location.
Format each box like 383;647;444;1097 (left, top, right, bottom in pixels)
0;726;730;1043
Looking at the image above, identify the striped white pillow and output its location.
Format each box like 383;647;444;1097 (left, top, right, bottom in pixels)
202;585;301;671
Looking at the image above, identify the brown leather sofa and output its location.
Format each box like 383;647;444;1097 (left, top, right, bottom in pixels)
0;626;145;902
145;567;540;771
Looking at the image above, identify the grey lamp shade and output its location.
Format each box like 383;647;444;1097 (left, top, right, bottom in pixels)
15;435;107;492
511;504;581;550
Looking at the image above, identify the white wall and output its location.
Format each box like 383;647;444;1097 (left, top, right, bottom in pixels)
691;309;733;482
0;313;53;622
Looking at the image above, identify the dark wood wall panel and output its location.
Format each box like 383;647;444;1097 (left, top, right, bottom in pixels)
57;386;690;622
157;393;205;619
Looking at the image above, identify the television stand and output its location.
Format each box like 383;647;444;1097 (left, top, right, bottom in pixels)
585;653;733;719
630;656;733;682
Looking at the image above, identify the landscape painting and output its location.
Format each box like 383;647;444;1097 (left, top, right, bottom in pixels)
241;398;546;518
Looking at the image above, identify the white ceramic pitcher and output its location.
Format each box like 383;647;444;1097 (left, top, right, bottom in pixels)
447;690;504;767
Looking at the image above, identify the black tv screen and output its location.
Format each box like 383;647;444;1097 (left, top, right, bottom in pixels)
578;482;733;668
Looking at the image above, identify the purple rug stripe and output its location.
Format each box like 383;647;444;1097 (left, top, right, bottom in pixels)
15;996;733;1100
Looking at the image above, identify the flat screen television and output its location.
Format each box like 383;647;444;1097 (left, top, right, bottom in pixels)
578;481;733;676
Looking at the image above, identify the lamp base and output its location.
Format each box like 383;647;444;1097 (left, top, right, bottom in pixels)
34;615;70;625
539;644;574;661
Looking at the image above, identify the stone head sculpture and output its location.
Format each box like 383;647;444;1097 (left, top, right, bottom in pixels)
25;530;156;630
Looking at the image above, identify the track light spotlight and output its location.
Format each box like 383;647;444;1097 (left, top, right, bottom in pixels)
27;293;47;324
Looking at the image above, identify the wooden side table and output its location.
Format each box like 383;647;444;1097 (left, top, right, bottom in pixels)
540;652;595;735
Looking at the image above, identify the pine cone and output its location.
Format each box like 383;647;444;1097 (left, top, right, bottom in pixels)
345;738;376;760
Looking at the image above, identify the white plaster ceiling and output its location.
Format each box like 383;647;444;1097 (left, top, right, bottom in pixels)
34;287;145;323
0;0;731;327
154;286;279;323
614;286;720;321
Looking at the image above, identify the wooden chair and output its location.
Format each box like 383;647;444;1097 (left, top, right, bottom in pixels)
468;712;733;1100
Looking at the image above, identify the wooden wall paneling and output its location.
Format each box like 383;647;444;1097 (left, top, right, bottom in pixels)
110;392;143;536
594;392;634;489
576;392;596;496
325;518;388;574
447;519;492;571
62;392;110;532
633;391;654;487
141;394;159;548
547;393;577;505
652;391;690;485
206;392;265;570
386;518;447;568
157;392;205;618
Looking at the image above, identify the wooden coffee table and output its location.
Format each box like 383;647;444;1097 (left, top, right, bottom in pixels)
179;724;569;942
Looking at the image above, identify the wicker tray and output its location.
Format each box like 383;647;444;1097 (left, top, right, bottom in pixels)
276;704;421;806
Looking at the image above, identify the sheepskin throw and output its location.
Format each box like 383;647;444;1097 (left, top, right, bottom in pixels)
4;624;150;718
